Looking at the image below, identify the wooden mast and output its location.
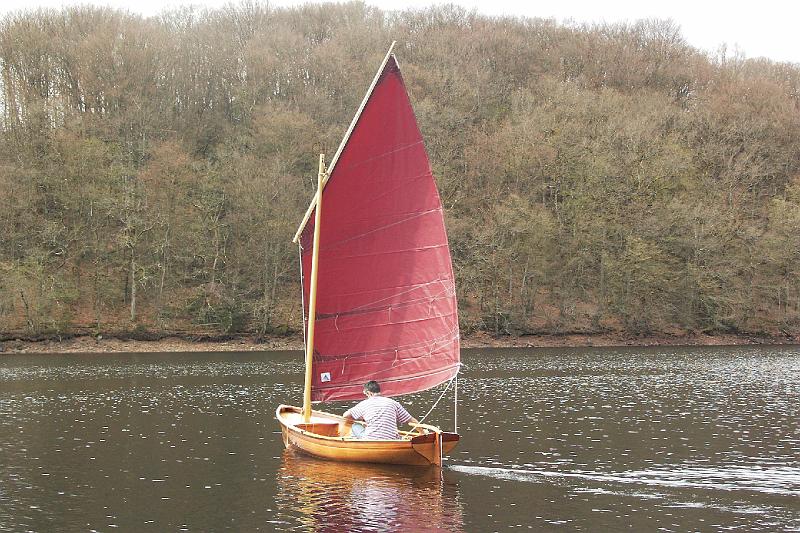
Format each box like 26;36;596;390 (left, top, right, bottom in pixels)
303;153;326;423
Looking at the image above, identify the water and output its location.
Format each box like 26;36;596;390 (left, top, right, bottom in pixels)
1;346;798;531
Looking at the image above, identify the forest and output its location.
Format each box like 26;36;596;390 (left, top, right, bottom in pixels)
1;1;800;341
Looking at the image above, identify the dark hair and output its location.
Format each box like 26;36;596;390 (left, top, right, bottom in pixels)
364;380;381;393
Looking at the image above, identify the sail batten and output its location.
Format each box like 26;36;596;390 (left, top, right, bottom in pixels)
299;53;460;402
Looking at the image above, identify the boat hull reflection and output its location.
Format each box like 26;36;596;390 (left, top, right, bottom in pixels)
276;451;465;532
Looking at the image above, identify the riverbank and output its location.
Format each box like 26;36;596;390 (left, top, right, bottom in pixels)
1;331;797;354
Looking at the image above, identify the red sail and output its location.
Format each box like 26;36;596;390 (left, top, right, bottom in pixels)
299;56;460;402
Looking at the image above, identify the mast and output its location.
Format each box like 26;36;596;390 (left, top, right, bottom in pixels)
303;153;326;423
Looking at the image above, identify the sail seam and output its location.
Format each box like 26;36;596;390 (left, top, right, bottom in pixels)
319;208;442;251
332;140;424;173
335;171;432;216
314;278;454;300
315;310;458;335
313;363;460;393
318;243;450;261
312;327;459;362
316;295;454;323
316;278;454;317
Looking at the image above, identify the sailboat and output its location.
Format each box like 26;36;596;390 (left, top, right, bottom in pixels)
275;42;461;466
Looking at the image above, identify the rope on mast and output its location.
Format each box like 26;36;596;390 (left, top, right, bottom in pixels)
298;242;307;350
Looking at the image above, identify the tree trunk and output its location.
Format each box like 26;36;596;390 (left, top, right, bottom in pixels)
19;290;35;332
157;223;171;313
129;247;137;322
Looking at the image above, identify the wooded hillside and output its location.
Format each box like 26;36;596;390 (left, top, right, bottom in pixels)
2;2;800;340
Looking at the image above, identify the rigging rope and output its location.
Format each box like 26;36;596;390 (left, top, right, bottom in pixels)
298;243;307;350
409;372;458;434
454;373;458;434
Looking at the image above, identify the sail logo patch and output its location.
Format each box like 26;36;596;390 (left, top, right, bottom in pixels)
320;372;331;382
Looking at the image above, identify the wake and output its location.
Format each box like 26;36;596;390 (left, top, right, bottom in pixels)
447;464;800;498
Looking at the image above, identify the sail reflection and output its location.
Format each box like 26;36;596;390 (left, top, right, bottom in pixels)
276;451;465;532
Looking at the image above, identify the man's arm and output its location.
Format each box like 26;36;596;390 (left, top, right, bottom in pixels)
405;417;430;434
340;407;362;435
343;400;366;421
340;410;354;434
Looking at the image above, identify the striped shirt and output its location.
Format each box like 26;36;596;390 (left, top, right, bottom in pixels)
345;395;413;440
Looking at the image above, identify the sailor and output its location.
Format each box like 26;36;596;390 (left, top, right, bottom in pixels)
342;380;422;440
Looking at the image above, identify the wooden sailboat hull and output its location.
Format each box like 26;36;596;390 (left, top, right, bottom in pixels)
276;405;459;466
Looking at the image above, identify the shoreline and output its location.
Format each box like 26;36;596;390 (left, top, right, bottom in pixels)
1;331;798;354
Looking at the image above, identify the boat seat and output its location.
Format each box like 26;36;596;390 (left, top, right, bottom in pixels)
295;421;341;437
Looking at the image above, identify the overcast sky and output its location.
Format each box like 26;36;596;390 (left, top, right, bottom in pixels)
1;0;797;64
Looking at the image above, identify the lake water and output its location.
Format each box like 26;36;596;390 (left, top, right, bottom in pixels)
1;346;798;531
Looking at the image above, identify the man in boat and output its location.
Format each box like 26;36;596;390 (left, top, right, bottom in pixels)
342;380;422;440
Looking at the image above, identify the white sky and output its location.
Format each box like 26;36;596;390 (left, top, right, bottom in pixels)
1;0;798;64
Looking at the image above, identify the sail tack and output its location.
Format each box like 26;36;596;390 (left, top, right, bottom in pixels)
299;56;460;402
